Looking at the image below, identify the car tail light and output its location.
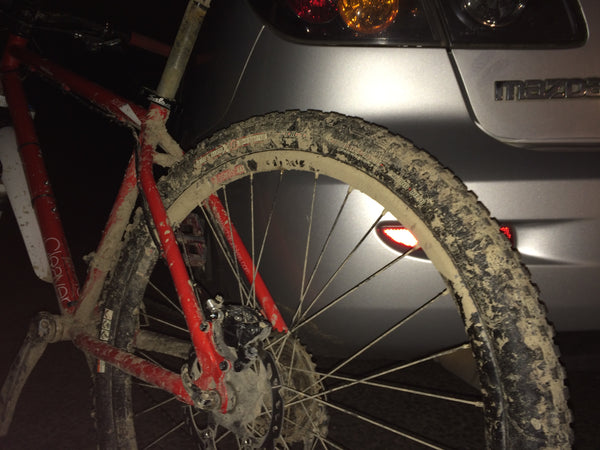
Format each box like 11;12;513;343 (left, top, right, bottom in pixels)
461;0;527;28
338;0;399;34
250;0;586;48
438;0;586;47
252;0;441;46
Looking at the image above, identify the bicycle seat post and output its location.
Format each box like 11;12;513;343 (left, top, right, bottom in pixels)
156;0;211;102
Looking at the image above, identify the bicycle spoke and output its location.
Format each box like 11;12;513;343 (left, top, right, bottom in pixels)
290;248;419;335
297;184;352;318
141;419;188;450
250;172;256;306
282;288;448;408
295;172;319;324
143;313;189;334
293;208;387;326
138;351;167;369
280;412;338;449
285;342;471;408
215;428;232;444
222;185;246;306
285;335;299;392
297;400;339;449
200;203;251;302
269;329;294;364
287;385;446;449
318;288;449;382
285;367;482;407
248;170;283;309
135;395;179;418
176;225;206;306
133;381;163;390
147;280;183;314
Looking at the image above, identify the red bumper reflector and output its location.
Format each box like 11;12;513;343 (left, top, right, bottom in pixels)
377;222;516;254
379;225;419;248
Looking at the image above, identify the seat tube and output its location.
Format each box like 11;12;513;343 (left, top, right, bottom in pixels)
137;0;232;401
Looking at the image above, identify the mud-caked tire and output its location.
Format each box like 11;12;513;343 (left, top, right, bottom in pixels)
94;111;572;449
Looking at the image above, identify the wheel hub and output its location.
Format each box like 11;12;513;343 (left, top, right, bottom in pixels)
186;299;328;448
219;351;283;446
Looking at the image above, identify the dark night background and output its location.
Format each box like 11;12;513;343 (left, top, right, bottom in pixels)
0;0;599;448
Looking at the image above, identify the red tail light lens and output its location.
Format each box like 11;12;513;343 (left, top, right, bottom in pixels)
287;0;338;23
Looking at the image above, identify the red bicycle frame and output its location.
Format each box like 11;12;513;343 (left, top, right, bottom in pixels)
0;0;286;428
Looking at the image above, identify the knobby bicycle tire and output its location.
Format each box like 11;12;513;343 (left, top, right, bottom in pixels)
94;111;572;449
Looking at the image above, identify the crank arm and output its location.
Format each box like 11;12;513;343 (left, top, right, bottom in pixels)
0;312;68;436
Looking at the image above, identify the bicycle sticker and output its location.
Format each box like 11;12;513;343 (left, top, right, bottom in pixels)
118;103;142;127
45;237;72;306
210;164;246;185
97;308;114;373
195;133;267;169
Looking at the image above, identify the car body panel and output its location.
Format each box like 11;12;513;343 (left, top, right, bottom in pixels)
180;0;600;332
451;1;600;149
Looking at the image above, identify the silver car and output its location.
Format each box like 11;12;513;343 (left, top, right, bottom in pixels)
178;0;600;335
3;1;599;448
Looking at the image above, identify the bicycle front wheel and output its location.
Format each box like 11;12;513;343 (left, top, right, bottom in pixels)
94;111;571;449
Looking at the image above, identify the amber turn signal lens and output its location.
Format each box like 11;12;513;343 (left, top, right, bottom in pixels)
338;0;399;34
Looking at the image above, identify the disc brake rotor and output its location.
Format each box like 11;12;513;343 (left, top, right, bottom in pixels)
187;350;282;449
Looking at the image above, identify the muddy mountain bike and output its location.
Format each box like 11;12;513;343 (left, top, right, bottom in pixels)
0;0;572;448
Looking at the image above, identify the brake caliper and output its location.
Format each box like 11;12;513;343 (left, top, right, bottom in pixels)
206;297;271;372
